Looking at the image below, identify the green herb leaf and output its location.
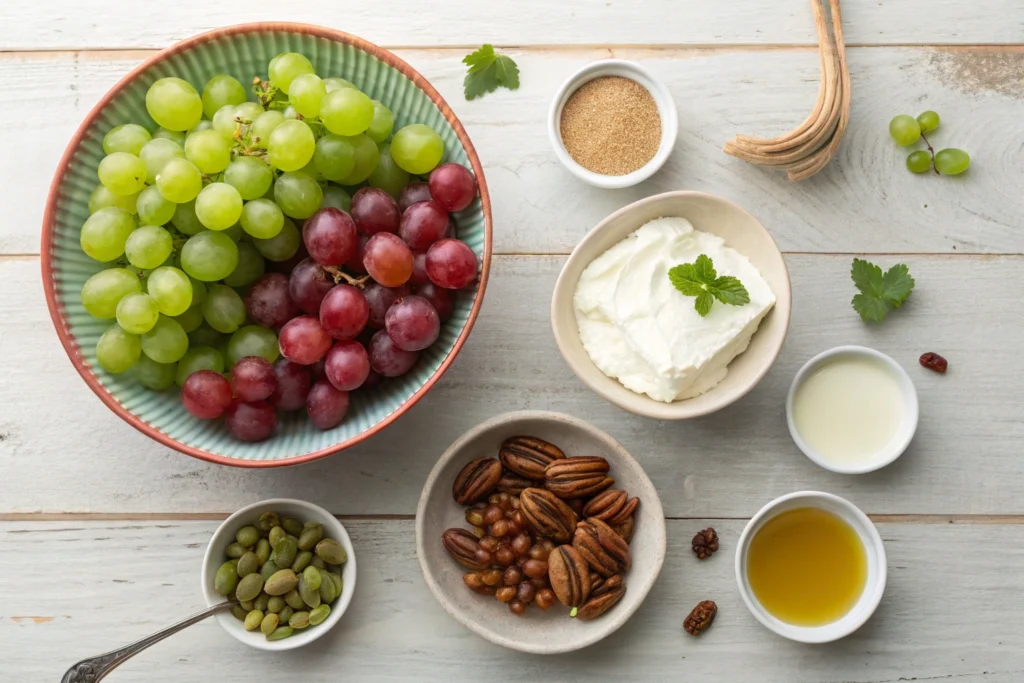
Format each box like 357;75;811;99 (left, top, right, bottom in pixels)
668;254;751;317
462;45;520;100
850;258;915;323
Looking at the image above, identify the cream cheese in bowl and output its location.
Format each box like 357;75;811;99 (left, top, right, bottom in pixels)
573;217;776;402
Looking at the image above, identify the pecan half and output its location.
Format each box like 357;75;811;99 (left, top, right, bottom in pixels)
496;471;538;496
519;488;577;542
683;600;717;636
547;544;591;608
576;575;626;620
611;515;635;543
452;457;502;505
544;456;614;499
499;436;566;480
573;518;631;577
691;527;719;560
591;573;623;598
608;497;639;525
582;489;626;521
441;528;492;571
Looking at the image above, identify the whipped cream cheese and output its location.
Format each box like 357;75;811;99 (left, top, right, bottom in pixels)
573;217;775;402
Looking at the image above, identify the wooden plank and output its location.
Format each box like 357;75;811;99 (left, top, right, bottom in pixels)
2;1;1021;50
4;47;1024;256
3;519;1023;681
3;254;1022;517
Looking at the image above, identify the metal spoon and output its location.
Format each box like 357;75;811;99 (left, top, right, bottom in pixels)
61;601;235;682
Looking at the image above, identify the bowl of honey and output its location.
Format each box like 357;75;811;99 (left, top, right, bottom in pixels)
734;491;887;643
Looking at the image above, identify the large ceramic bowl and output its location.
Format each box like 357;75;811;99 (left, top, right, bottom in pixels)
41;23;492;466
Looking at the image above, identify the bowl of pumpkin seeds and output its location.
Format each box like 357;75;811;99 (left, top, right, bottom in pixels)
201;498;356;650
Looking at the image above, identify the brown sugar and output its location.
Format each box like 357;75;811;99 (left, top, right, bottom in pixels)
559;76;662;176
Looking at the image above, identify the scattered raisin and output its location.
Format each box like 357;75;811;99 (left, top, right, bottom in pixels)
919;352;948;374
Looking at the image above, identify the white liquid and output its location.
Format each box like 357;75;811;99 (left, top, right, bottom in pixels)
792;356;905;466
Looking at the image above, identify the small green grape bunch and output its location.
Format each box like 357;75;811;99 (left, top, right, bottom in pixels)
888;111;970;176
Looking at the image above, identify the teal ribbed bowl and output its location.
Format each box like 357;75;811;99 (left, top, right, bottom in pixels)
41;23;492;467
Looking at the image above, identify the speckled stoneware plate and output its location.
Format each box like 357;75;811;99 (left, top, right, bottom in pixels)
415;411;667;654
41;23;492;467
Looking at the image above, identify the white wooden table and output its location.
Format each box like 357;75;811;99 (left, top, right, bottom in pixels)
3;2;1024;680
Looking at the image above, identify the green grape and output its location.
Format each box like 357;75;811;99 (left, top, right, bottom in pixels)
283;105;300;120
202;74;247;118
274;171;322;219
174;305;204;334
147;266;193;316
227;325;280;365
299;158;325;183
906;150;933;174
181;231;239;281
125;225;173;269
935;148;971;175
212;104;239;139
267;119;315;172
153;127;187;145
313;134;356;182
146;77;203;131
132;355;177;390
203;284;246;333
88;184;138;215
156;157;203;203
189;120;214;134
222;222;244;241
98;152;148;196
251;110;285;149
96;324;142;373
135;185;176;225
224;157;273;200
339;134;380;185
253;217;300;261
889;114;921;146
80;207;136;262
323;77;355;92
234;102;265;124
195;182;244;230
171;200;205;235
103;123;152;156
240;198;284;239
366;101;395;143
184;129;231;174
141;315;190;363
320;88;374;136
175;346;225;386
320;185;351;212
289;73;326;118
188;324;227;349
368;143;411;198
268;52;314;94
139;138;185;184
188;277;208;307
390;124;444;174
916;110;940;133
81;268;142;319
115;292;160;334
223;242;266;287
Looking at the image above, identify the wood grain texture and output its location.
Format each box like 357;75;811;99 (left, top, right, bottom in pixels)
3;519;1023;681
4;47;1023;256
3;255;1022;516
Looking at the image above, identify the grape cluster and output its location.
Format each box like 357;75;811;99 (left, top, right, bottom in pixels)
888;110;970;176
79;53;481;442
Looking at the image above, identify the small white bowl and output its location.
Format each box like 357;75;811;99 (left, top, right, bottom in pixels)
786;346;919;474
735;491;887;643
201;498;356;651
548;59;678;188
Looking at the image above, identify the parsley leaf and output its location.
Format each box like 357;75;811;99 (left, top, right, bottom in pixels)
462;45;520;100
668;254;751;317
850;258;915;322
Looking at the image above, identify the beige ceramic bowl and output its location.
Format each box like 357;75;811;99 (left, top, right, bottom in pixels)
415;410;666;654
551;191;791;419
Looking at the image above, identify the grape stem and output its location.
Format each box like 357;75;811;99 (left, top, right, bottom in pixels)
920;132;941;175
324;266;370;289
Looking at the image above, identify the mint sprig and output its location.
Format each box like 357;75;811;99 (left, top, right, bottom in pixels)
851;258;915;323
668;254;750;317
462;45;520;100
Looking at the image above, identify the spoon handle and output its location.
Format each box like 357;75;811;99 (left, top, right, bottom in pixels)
61;601;235;683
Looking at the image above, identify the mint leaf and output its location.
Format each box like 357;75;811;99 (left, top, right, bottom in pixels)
880;263;914;307
668;254;750;317
851;258;915;322
710;276;750;306
693;253;717;282
462;45;520;100
694;292;715;317
668;263;709;297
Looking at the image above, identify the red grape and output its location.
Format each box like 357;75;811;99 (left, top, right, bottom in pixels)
398;181;432;212
225;399;278;442
429;163;477;212
311;358;327;380
289;258;335;314
364;282;410;329
399;201;449;250
368;329;419;377
246;273;300;329
306;378;350;430
415;282;455;322
268;358;312;411
361;369;383;390
230;356;277;402
279;315;333;365
410;251;429;285
351;187;400;236
445;215;457;238
385;295;440;351
266;241;309;274
181;370;232;419
303;208;358;266
325;340;371;391
345;234;369;275
363;232;413;287
426;238;477;289
319;284;369;340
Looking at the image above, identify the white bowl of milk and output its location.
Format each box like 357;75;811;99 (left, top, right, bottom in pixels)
786;346;918;474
